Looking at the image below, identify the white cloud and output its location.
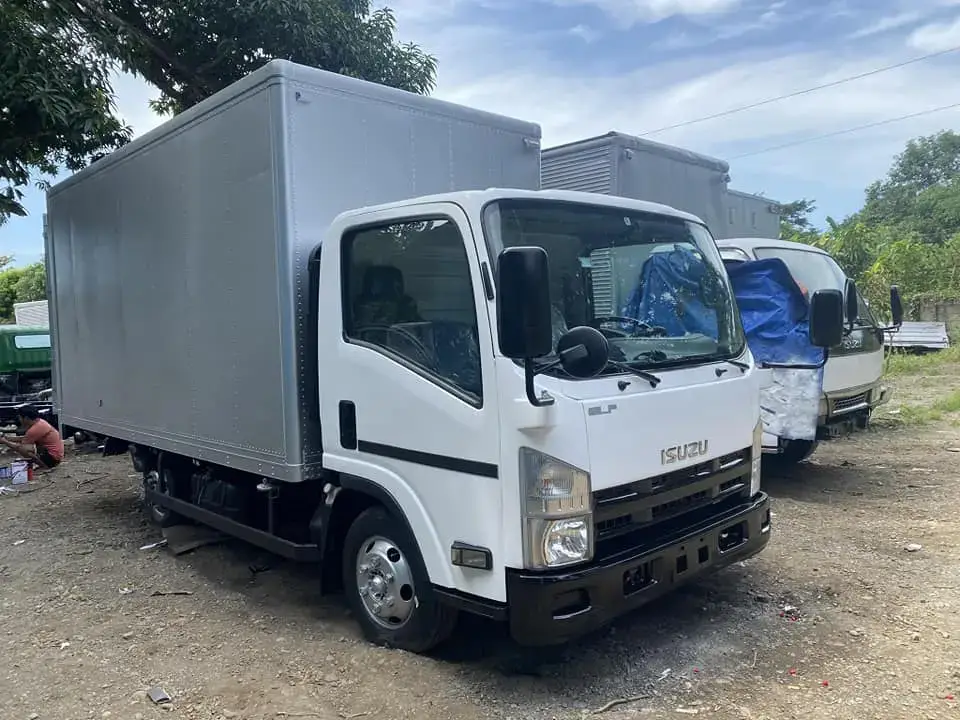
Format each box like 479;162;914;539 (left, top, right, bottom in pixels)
102;5;960;218
908;15;960;51
416;21;960;199
548;0;741;24
569;23;601;42
848;12;921;39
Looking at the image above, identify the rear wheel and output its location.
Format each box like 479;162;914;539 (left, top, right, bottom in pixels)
141;463;185;527
342;506;457;652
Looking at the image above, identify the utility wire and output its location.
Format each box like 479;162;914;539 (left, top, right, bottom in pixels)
728;101;960;159
638;44;960;137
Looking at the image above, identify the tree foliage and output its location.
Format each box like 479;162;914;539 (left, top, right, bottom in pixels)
60;0;437;115
860;130;960;244
0;262;46;323
1;0;436;224
779;198;820;244
784;129;960;320
0;0;131;223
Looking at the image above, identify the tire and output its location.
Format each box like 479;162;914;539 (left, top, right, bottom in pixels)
770;439;819;467
142;465;185;528
342;506;457;652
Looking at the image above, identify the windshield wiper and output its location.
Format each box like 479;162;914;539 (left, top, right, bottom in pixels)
609;360;661;388
534;352;662;388
725;359;750;373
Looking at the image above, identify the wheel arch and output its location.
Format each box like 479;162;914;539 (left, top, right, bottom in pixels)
311;473;447;595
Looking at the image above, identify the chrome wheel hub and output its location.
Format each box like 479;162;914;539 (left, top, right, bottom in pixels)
355;536;416;629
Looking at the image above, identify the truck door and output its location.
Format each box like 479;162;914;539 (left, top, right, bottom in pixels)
317;202;504;601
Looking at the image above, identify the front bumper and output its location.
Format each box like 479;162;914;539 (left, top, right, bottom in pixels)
0;399;55;426
817;383;890;440
505;493;771;646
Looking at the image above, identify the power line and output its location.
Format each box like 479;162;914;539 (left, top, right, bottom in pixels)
638;44;960;137
728;101;960;159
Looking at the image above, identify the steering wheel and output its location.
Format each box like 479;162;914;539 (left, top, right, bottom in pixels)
589;316;668;338
356;325;435;368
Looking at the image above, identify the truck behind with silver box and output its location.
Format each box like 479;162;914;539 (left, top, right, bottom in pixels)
540;131;781;240
46;61;843;651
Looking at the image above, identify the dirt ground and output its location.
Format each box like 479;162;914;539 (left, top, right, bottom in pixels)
2;365;960;720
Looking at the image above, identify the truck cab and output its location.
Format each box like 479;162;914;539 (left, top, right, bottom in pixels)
0;326;55;429
312;189;846;648
716;237;900;463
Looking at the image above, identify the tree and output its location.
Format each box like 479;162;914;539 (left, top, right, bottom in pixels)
0;262;46;323
861;130;960;241
0;0;131;223
59;0;437;115
779;198;820;243
1;0;436;223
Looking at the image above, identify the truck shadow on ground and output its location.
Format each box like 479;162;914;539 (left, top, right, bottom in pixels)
761;457;899;504
68;479;794;693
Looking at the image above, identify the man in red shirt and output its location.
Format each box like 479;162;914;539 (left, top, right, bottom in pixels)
1;405;65;469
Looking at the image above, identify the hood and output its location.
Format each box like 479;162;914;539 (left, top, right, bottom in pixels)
561;364;759;491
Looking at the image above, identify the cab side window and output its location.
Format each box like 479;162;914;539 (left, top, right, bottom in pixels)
342;218;483;405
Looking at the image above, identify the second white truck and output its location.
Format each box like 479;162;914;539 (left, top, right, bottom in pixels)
717;237;903;463
45;61;844;651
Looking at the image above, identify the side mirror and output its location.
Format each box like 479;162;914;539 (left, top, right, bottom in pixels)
809;288;844;349
844;277;858;329
496;247;553;359
890;285;904;327
557;327;609;378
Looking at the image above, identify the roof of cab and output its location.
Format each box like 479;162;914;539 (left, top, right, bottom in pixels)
335;187;706;226
716;237;830;255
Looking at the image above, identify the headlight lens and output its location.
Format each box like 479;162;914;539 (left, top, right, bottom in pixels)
520;448;593;569
542;518;590;566
750;419;762;496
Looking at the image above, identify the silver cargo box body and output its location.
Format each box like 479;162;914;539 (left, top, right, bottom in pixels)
541;131;730;233
720;188;781;240
46;59;541;483
540;131;781;240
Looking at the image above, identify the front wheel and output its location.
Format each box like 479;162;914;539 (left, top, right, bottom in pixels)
342;506;457;652
770;439;819;467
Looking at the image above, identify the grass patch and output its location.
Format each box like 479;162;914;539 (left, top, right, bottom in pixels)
883;389;960;426
885;345;960;376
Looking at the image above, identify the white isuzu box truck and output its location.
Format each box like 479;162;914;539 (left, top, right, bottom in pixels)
45;60;843;652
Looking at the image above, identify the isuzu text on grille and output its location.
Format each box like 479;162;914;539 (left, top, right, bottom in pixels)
661;440;709;465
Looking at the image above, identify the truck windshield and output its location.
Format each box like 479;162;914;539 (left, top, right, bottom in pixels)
753;246;875;325
483;199;745;372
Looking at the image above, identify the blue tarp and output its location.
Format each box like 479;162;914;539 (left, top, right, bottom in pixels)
726;257;824;366
620;246;719;338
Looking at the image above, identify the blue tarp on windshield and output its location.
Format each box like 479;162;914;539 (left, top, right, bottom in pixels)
620;246;719;338
726;257;824;366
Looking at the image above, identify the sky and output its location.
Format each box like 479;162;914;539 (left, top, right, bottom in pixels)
3;0;960;266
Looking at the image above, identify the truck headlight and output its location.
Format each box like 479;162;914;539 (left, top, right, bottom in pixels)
750;420;762;497
520;448;593;569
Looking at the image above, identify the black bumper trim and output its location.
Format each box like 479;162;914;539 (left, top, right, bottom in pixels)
505;493;771;646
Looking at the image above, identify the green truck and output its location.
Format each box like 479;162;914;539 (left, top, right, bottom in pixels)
0;326;55;428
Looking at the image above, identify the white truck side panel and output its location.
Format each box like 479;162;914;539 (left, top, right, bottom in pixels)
46;60;541;483
13;300;49;327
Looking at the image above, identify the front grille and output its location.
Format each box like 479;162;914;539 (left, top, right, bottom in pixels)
593;449;751;545
833;393;869;414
